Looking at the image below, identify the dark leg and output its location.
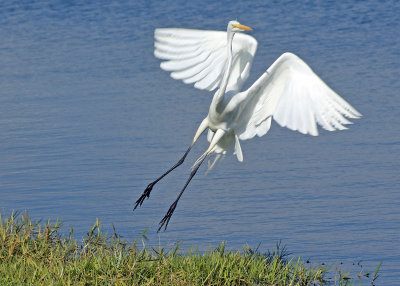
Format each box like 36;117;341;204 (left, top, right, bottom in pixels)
157;128;226;231
133;145;192;210
133;118;209;211
158;155;206;232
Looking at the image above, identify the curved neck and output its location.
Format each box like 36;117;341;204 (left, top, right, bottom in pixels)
220;31;234;94
211;31;235;112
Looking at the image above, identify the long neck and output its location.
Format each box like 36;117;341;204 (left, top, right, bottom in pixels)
210;31;235;112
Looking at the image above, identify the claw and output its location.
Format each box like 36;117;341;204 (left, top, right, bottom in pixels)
158;201;178;232
133;182;154;210
133;145;194;211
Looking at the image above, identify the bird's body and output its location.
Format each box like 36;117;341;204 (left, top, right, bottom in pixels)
134;21;361;231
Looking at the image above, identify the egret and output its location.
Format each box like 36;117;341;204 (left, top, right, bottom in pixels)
134;21;361;231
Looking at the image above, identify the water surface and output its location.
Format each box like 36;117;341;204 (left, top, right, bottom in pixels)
1;0;399;283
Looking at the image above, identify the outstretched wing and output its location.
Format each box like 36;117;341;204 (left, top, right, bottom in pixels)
235;52;361;140
154;28;257;92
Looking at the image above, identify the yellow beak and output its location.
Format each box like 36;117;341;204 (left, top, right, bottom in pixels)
233;23;253;31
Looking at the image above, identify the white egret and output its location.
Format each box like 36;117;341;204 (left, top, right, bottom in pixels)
134;21;361;231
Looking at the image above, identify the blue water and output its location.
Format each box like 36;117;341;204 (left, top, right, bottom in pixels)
1;0;399;283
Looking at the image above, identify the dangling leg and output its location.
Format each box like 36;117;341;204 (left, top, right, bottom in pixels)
158;129;226;232
206;153;222;174
134;118;209;210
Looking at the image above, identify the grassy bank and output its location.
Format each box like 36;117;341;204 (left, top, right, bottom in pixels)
0;213;379;285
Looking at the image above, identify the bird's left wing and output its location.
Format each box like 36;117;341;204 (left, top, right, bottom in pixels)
154;28;257;92
235;52;361;140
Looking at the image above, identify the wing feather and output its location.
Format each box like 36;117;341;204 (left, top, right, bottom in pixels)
178;53;225;83
154;28;257;92
235;52;361;140
161;50;211;71
154;44;201;59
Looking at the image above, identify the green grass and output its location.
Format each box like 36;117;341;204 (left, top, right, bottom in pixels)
0;212;378;285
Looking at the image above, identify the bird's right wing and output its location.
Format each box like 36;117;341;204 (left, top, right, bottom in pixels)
154;28;257;92
235;52;361;140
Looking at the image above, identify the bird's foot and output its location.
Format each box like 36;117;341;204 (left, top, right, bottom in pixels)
158;200;178;232
133;182;154;210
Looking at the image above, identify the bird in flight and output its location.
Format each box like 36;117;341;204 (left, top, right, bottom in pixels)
134;20;361;231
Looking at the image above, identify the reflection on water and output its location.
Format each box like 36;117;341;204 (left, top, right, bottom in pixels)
0;0;399;283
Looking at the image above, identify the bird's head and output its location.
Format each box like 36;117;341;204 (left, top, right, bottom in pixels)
227;20;253;33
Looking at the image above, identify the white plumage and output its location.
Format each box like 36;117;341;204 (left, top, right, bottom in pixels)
155;28;257;92
154;23;361;164
135;21;361;231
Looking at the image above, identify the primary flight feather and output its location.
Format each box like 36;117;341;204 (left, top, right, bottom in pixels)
134;21;361;231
